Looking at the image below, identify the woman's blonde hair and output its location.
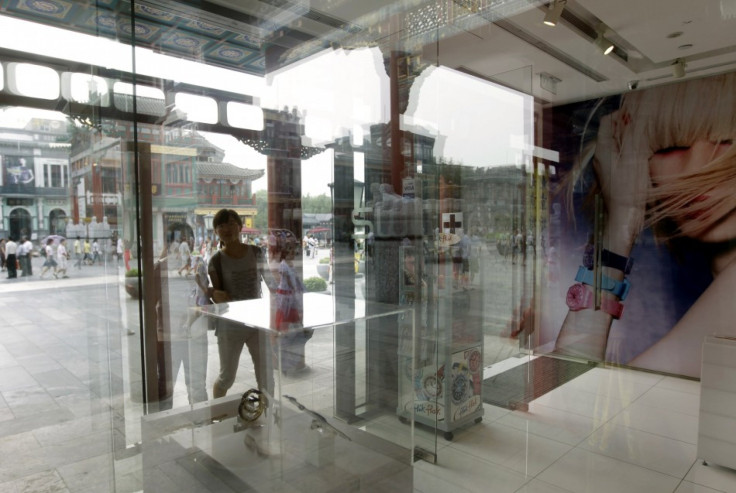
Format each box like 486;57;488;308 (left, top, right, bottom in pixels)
622;73;736;238
568;73;736;239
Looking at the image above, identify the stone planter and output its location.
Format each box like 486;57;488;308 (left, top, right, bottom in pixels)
124;269;141;299
124;278;140;299
316;263;330;280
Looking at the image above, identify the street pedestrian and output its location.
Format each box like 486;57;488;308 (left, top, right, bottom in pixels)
56;238;69;278
73;237;83;269
92;239;100;264
5;237;18;279
20;237;33;276
83;238;92;264
308;235;317;258
40;238;57;279
178;236;192;276
116;236;124;264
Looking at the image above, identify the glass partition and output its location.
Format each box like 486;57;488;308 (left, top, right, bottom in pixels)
3;1;697;492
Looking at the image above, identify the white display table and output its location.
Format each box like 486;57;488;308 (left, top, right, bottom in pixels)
141;293;417;492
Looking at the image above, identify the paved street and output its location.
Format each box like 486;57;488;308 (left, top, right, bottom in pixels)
0;240;535;491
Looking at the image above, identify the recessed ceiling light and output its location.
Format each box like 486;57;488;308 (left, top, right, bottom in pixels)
672;59;686;78
596;34;614;55
595;23;614;55
543;0;567;27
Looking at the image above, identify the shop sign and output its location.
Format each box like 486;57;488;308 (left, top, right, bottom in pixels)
165;213;188;224
6;198;33;206
86;191;121;205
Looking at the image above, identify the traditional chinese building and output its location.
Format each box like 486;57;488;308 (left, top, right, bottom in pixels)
0;117;72;241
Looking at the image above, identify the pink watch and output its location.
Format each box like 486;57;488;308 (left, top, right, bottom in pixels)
566;283;624;319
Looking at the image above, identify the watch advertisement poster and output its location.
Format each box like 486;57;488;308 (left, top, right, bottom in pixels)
538;71;736;378
450;346;481;422
2;155;35;191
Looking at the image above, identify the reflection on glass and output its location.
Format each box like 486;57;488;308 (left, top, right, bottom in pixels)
175;93;218;124
8;63;59;99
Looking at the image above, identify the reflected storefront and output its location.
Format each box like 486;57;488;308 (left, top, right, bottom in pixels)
1;1;735;492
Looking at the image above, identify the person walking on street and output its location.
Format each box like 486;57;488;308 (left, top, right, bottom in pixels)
20;237;33;276
92;239;100;264
5;237;18;279
116;236;124;265
0;238;6;271
40;238;58;279
73;237;83;270
17;237;27;275
83;239;92;264
56;239;69;278
308;235;317;258
123;240;131;271
178;236;192;276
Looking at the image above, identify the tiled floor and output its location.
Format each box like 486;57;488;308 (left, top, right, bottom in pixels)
415;367;736;493
2;268;736;492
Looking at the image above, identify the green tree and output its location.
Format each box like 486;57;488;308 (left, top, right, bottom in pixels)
251;190;332;230
253;189;268;230
302;193;331;213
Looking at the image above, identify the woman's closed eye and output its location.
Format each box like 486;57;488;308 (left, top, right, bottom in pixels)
654;145;690;155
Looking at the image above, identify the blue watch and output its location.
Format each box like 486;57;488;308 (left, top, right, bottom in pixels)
575;266;631;300
583;248;634;274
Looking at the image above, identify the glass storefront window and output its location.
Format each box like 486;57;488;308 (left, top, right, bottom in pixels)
3;2;736;492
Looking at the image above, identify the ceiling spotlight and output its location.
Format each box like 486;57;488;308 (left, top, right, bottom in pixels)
595;24;614;55
595;34;614;55
543;0;567;27
672;59;686;78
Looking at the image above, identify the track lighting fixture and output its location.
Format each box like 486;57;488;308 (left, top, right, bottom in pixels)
672;59;686;78
543;0;566;27
595;24;614;55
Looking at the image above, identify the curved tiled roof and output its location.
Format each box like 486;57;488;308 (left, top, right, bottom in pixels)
197;162;264;181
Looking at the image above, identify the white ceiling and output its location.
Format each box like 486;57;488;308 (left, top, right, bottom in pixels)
197;0;736;105
419;0;736;104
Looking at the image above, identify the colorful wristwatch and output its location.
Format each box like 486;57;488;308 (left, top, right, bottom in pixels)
582;248;634;274
575;265;631;300
566;283;624;319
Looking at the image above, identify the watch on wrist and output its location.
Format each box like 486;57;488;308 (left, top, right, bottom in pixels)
575;265;631;300
582;248;634;274
566;283;624;319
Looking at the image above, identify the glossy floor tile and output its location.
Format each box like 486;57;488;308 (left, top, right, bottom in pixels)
3;278;736;492
414;365;736;493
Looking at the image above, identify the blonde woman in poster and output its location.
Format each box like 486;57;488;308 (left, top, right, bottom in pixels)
553;73;736;378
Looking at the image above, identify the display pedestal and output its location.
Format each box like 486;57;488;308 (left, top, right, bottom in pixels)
698;335;736;471
397;245;483;442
